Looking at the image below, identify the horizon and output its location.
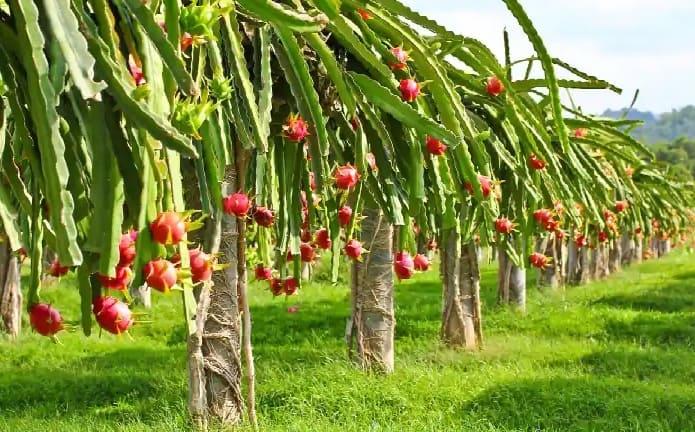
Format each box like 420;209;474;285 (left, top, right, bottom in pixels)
604;104;694;117
402;0;695;115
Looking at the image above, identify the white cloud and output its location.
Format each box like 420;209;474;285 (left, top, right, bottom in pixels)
400;0;695;113
564;0;692;13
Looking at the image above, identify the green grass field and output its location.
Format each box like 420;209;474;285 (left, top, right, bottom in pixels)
2;251;695;432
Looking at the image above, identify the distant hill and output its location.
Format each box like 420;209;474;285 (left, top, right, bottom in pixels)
601;108;657;124
600;105;695;144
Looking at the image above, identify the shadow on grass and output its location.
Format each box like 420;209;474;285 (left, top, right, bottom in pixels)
394;265;504;340
465;377;695;431
167;294;351;348
250;278;446;345
601;313;695;348
672;270;695;281
0;347;187;425
241;264;552;346
252;299;349;342
591;283;695;313
558;349;695;383
75;346;186;369
394;281;441;339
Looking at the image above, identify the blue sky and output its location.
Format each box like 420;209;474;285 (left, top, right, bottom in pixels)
402;0;695;114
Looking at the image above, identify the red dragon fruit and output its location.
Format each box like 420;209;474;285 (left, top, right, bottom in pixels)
93;296;134;335
394;251;415;280
29;303;63;336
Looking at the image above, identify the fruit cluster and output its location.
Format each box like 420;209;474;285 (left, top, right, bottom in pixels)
31;210;215;338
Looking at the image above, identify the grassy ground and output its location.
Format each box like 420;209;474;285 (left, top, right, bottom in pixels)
1;250;695;432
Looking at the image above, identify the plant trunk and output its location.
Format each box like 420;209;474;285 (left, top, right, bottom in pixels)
497;246;509;305
188;165;244;429
579;246;591;283
129;283;151;309
236;149;257;428
348;207;394;372
566;232;577;283
634;236;643;263
620;230;635;265
441;229;465;346
497;246;526;311
649;236;658;257
0;239;21;340
537;236;562;289
601;243;611;277
301;262;311;280
556;238;567;284
608;237;622;273
475;244;483;264
658;239;671;257
460;242;482;348
568;243;590;285
391;227;400;255
589;247;601;280
592;243;610;279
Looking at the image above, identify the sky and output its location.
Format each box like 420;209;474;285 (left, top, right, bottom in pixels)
401;0;695;115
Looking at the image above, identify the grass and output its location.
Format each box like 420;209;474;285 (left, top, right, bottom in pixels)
2;251;695;431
